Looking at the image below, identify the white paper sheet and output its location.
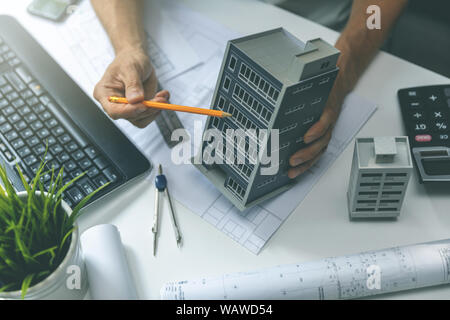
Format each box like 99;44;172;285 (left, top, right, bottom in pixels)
161;238;450;299
81;224;138;300
57;0;201;93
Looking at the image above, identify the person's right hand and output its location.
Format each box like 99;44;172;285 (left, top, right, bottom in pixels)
93;48;170;128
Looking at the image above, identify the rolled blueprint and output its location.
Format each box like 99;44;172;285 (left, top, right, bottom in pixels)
161;239;450;299
81;224;138;300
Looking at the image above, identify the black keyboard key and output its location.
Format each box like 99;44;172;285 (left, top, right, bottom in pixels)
26;97;39;106
6;92;19;101
48;159;60;170
29;162;41;174
65;142;78;153
9;58;21;67
34;104;45;113
13;120;27;131
5;72;26;92
73;150;84;160
24;112;37;123
29;82;44;96
20;89;33;100
17;146;31;158
12;99;25;109
2;150;15;162
2;106;14;116
58;134;71;144
33;144;46;155
77;177;95;195
0;122;12;133
30;120;43;131
0;85;13;95
41;152;53;162
45;118;58;128
18;105;31;115
57;152;70;163
39;111;52;121
52;126;64;136
20;128;33;139
4;130;18;141
79;158;92;170
15;67;33;84
45;136;56;146
37;128;50;139
0;115;5;124
93;174;108;187
11;138;25;149
71;168;83;179
24;154;38;166
84;146;98;159
86;166;99;178
103;167;119;182
63;160;77;171
26;136;39;147
66;187;84;204
93;156;108;170
0;99;8;109
50;144;64;155
8;113;21;123
39;95;51;106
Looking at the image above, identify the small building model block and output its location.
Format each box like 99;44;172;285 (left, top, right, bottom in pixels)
193;28;340;211
347;137;413;219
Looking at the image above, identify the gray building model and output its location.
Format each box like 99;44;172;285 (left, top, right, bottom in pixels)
193;28;340;211
347;137;413;219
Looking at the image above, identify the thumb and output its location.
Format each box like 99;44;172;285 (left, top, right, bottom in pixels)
123;69;145;104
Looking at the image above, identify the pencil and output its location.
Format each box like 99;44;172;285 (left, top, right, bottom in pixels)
108;96;232;118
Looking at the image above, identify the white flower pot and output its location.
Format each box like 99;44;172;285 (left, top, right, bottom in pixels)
0;191;88;300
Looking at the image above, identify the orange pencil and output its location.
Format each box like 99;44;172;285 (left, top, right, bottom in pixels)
108;96;232;118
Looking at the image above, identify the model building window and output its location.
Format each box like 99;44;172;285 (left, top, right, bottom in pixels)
229;55;237;71
218;96;226;109
223;77;231;91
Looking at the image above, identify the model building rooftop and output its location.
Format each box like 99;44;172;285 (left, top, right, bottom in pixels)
231;28;339;85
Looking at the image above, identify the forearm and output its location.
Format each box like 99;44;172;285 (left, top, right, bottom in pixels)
91;0;146;54
334;0;408;97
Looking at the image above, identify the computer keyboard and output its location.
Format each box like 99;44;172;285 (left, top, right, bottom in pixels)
0;36;122;207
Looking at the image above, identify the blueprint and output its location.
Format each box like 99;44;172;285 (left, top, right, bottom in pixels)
161;238;450;299
57;0;200;92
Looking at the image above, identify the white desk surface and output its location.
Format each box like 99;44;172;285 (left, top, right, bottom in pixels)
4;0;450;300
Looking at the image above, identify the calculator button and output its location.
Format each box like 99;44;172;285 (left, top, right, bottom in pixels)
410;111;425;120
444;88;450;97
433;121;448;132
415;134;432;143
435;134;449;143
408;101;421;108
407;90;419;98
413;122;428;133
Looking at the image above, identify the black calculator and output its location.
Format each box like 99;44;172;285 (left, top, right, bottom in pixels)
398;85;450;183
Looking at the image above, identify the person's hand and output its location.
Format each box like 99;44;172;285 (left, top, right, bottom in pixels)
288;87;344;179
93;48;170;128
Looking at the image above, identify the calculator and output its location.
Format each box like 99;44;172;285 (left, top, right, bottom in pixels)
398;85;450;183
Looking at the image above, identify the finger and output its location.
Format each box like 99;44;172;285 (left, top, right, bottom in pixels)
303;106;337;144
123;67;145;104
127;95;167;122
290;129;332;166
155;90;170;101
288;149;325;179
131;113;160;128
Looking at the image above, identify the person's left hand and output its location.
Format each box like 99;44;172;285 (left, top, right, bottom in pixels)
288;90;344;179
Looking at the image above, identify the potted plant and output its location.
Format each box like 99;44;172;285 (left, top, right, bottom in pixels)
0;160;107;299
